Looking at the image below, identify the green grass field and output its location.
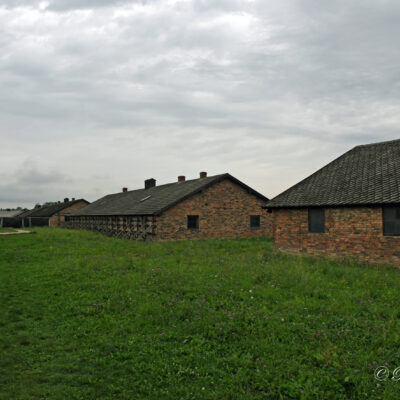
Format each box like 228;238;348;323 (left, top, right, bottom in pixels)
1;229;400;399
0;227;18;233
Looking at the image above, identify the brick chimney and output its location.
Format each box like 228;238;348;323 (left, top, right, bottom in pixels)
178;175;186;182
145;178;156;189
200;171;207;179
64;198;69;203
122;187;128;192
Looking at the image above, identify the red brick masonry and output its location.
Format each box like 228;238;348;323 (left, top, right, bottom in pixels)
49;201;89;227
273;207;400;265
157;179;272;240
68;179;272;240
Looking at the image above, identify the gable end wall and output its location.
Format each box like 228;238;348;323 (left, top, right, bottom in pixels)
49;201;89;227
156;179;272;240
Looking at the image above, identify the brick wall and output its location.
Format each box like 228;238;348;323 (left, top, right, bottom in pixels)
273;207;400;265
156;179;272;240
49;201;89;227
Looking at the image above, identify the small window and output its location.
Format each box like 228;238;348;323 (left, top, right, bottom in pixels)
187;215;199;229
250;215;261;228
383;206;400;236
308;208;325;233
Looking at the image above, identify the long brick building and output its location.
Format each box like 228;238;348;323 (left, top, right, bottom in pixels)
66;172;271;240
265;139;400;265
20;198;89;227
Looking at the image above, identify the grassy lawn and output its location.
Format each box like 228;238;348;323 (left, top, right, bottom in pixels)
0;227;19;233
1;229;400;399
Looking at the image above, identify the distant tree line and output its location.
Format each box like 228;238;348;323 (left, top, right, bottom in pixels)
1;201;57;211
34;202;56;209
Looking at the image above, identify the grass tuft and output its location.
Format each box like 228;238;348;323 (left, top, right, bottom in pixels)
1;228;400;399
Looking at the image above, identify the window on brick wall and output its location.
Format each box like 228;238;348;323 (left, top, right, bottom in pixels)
250;215;261;228
383;206;400;236
187;215;199;229
308;208;325;233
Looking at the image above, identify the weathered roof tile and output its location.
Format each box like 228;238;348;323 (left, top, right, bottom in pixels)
27;199;89;218
72;174;267;216
266;139;400;208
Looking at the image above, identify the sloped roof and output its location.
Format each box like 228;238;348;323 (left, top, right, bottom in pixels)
0;210;24;217
27;199;89;218
266;138;400;208
72;173;268;216
17;209;37;219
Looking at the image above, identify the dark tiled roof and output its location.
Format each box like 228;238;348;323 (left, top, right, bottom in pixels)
266;138;400;208
28;199;89;218
17;209;37;218
72;173;268;216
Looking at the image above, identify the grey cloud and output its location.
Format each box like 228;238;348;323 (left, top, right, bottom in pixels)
1;0;150;11
16;162;70;185
49;0;130;11
0;159;105;208
0;161;71;205
1;0;399;208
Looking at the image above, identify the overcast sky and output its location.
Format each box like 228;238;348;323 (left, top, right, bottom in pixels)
1;0;399;208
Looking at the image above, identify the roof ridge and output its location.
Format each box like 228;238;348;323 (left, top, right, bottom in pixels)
26;199;89;217
71;173;267;216
118;173;228;195
267;147;356;205
354;138;400;148
267;139;400;208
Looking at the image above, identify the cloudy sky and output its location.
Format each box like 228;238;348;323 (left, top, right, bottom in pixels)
1;0;399;208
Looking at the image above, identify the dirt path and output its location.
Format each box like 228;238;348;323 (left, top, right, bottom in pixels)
0;229;32;236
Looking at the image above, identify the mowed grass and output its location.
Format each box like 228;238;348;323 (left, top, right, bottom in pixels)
0;227;18;232
1;229;400;399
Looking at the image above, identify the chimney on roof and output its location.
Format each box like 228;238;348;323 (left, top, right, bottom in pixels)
178;175;186;182
64;198;69;203
200;171;207;179
122;187;128;193
72;197;75;201
145;178;156;189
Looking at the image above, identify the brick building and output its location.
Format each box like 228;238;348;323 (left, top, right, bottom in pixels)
0;210;25;228
20;198;89;227
66;172;271;240
265;139;400;265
